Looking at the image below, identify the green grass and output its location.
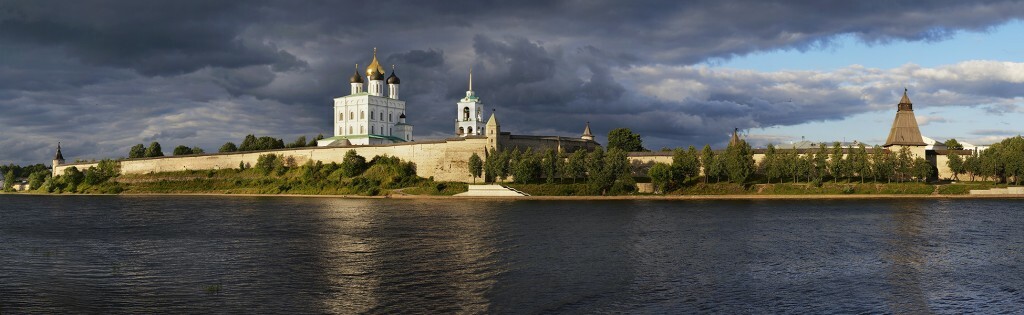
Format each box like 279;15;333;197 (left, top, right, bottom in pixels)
937;182;1009;195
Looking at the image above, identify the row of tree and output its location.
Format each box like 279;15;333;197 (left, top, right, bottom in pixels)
467;146;634;195
947;136;1024;184
219;134;325;153
125;134;327;159
647;141;939;193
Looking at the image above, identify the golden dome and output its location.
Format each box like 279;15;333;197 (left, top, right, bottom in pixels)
365;47;386;79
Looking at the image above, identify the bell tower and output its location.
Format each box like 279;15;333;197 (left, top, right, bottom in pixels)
456;68;484;136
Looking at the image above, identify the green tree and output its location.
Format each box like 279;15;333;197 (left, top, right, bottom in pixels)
946;152;964;181
944;138;964;150
191;146;205;154
567;149;587;183
995;136;1024;185
308;134;325;147
172;145;194;156
828;142;844;182
800;151;815;183
781;149;799;183
541;149;558;183
648;162;672;194
341;150;367;177
219;142;238;153
62;166;84;192
672;146;700;185
912;157;933;182
724;140;755;184
964;153;979;181
254;153;284;175
128;144;146;159
511;149;541;184
239;134;258;151
896;147;914;182
2;169;13;191
144;142;163;157
607;128;645;152
288;136;308;148
586;147;607;190
852;144;870;183
700;144;714;183
28;170;49;190
468;152;483;183
483;148;499;182
497;149;512;183
761;144;783;184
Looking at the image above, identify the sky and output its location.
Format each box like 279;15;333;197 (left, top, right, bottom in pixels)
2;1;1024;165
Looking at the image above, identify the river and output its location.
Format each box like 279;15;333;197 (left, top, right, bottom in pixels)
1;195;1022;313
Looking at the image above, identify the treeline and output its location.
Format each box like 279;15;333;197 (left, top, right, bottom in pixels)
468;147;635;195
44;159;121;193
38;150;423;195
218;134;325;153
124;134;326;159
647;141;937;193
1;163;50;192
946;136;1024;184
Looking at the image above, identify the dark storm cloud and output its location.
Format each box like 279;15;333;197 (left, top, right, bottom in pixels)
2;0;1024;164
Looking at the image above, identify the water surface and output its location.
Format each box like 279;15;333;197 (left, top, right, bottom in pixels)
1;195;1023;313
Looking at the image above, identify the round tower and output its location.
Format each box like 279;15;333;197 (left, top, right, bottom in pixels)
52;142;65;177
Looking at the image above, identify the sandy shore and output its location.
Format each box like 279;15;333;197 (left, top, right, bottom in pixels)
6;192;1024;200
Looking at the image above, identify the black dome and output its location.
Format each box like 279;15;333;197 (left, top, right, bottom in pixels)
349;70;364;84
368;70;384;81
399;113;406;119
387;70;400;84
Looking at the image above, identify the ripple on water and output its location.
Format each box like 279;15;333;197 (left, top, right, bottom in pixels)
1;196;1024;313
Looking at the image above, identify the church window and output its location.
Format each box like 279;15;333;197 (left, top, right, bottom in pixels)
370;111;374;120
463;107;470;121
467;127;473;134
339;113;343;121
360;111;365;119
349;112;354;120
380;112;384;120
389;114;393;122
361;126;365;133
349;126;353;134
390;128;392;135
458;127;465;135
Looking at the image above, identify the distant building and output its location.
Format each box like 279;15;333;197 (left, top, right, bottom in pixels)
456;69;485;137
319;48;412;146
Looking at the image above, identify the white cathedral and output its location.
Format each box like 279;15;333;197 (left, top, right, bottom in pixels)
318;49;488;147
318;48;414;146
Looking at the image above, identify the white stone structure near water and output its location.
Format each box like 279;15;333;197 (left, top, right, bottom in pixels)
319;48;413;146
456;69;485;137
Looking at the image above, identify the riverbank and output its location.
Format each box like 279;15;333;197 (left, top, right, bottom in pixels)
6;191;1024;200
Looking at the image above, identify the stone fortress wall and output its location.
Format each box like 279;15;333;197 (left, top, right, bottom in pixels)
54;141;977;183
56;137;492;182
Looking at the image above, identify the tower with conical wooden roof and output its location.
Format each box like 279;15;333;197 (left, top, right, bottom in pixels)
883;89;927;157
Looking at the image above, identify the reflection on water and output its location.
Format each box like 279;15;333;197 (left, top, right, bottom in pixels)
2;196;1024;313
885;201;932;314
